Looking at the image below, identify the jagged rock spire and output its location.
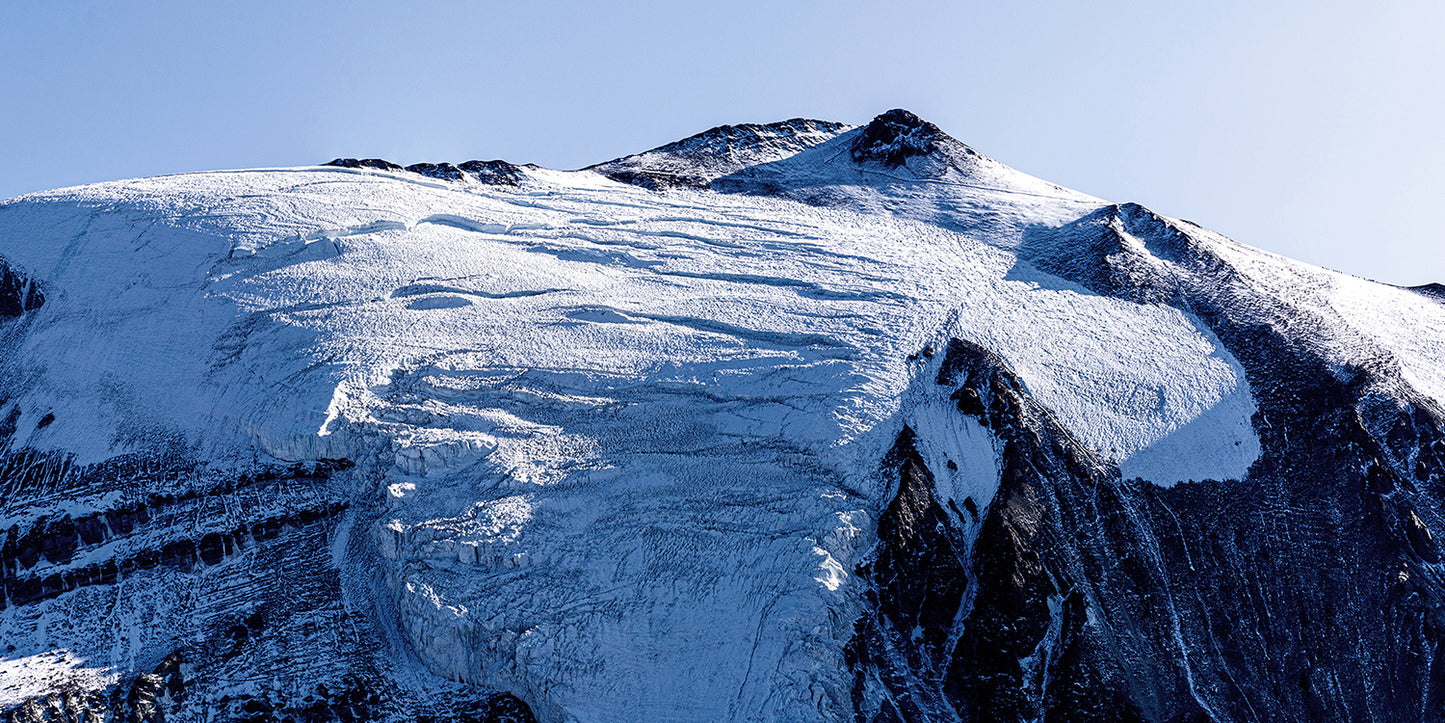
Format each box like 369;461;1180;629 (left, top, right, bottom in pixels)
849;109;952;166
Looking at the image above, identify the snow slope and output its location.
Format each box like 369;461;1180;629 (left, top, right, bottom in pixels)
3;111;1438;721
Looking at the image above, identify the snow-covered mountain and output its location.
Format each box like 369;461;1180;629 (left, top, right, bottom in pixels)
2;110;1443;722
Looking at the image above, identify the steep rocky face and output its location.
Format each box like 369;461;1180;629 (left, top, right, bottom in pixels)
0;392;537;722
0;453;350;609
0;257;43;318
0;444;538;723
849;208;1445;721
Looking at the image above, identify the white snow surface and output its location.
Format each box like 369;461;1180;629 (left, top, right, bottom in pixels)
1156;219;1445;410
6;137;1421;719
0;651;118;708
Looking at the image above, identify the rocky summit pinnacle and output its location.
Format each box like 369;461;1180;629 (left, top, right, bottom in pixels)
2;110;1443;723
849;108;954;166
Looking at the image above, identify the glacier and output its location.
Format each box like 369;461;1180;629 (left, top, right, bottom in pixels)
2;110;1443;722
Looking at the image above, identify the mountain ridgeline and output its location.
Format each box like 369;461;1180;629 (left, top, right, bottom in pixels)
1;110;1442;722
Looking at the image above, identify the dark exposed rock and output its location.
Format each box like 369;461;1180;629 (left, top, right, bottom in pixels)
4;523;45;570
75;514;106;545
406;162;465;181
850;201;1445;721
849;109;950;167
125;653;184;723
4;665;537;723
595;167;709;191
0;257;44;318
2;653;183;723
845;427;975;720
197;532;226;566
589;118;850;190
873;427;969;661
0;437;535;723
324;158;404;171
960;496;978;522
1;452;355;609
252;516;285;541
0;407;20;439
455;693;539;723
6;691;113;723
1406;509;1439;563
2;502;347;607
457;160;523;186
105;504;146;536
133;549;158;570
159;538;197;572
326;158;524;186
1410;283;1445;302
38;517;77;565
854;337;1204;721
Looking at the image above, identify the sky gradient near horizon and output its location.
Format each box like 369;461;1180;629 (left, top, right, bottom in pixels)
2;1;1440;285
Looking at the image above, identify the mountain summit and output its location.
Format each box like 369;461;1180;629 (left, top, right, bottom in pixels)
848;108;963;166
588;110;1080;204
1;112;1443;723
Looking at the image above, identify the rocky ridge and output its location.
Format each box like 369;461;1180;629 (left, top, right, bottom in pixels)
324;158;525;186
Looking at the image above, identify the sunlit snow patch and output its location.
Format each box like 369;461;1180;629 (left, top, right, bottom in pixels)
1328;273;1445;407
0;651;117;709
946;260;1262;487
906;395;1001;510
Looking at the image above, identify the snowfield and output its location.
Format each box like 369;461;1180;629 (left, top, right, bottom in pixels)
3;113;1440;721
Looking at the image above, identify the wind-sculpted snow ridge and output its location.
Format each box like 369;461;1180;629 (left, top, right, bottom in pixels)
1;110;1443;722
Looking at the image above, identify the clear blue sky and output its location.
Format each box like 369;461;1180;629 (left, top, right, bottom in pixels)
2;1;1440;285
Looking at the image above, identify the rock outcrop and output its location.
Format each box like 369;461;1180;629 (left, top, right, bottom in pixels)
323;158;523;186
0;257;42;318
